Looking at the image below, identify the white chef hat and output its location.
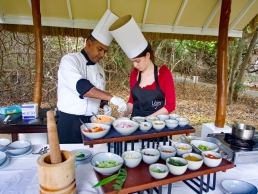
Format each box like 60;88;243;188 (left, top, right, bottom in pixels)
109;15;148;59
91;9;119;46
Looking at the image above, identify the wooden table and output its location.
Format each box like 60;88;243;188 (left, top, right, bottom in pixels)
82;125;195;148
95;158;234;194
0;108;52;141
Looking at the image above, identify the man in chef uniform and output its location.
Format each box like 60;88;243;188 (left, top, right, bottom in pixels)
57;10;127;144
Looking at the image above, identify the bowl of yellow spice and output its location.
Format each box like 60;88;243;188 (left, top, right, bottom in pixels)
182;153;203;170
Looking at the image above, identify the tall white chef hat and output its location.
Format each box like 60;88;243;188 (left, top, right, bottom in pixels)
109;15;148;59
91;9;119;46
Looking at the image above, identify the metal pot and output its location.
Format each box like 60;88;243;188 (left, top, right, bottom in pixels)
232;123;255;140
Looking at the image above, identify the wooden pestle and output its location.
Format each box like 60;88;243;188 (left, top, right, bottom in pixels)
47;110;62;164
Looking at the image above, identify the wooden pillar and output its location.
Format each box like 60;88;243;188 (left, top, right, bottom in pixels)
31;0;43;107
215;0;231;128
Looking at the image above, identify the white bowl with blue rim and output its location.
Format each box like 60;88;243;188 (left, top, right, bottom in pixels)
149;163;169;179
6;140;31;155
80;123;111;139
0;151;7;165
221;179;257;194
112;119;139;135
0;138;11;152
91;152;124;175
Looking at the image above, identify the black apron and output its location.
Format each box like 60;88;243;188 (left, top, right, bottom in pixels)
57;111;91;144
131;65;165;117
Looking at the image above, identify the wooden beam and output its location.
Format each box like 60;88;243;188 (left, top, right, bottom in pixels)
31;0;43;107
229;0;256;31
202;0;221;33
141;0;150;30
215;0;231;128
172;0;188;32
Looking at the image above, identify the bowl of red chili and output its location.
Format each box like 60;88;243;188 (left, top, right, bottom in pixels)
202;151;222;167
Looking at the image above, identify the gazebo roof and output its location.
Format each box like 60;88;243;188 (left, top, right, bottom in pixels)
0;0;258;39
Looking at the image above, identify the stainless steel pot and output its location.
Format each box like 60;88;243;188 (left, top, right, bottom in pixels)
232;123;255;140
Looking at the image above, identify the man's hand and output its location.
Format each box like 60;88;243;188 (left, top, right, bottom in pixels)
103;105;112;116
110;96;127;112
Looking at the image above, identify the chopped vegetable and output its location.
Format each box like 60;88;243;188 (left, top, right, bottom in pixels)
151;168;166;173
206;154;218;159
95;160;122;168
75;152;85;158
168;158;186;166
198;144;210;151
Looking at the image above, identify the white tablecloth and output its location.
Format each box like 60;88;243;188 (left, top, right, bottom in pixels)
0;144;257;194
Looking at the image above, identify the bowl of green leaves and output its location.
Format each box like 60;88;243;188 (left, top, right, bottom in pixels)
149;163;169;179
91;152;124;175
166;157;188;175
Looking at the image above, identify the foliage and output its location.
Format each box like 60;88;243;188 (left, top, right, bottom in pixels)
92;167;127;192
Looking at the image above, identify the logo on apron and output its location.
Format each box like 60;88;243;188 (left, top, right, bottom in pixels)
151;100;162;109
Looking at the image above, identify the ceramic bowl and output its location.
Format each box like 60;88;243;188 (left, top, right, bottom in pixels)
6;140;31;155
165;119;179;129
112;119;139;135
139;122;152;132
158;145;176;160
169;114;180;120
0;151;7;165
145;116;158;122
132;116;145;123
91;152;124;175
141;148;160;164
221;179;257;194
166;157;188;175
80;123;111;139
176;117;189;127
90;115;115;126
157;114;169;121
175;143;192;157
182;153;203;170
122;150;142;168
180;135;201;144
117;117;130;120
152;121;166;131
203;137;221;145
0;138;11;152
202;151;222;167
191;140;219;154
149;163;169;179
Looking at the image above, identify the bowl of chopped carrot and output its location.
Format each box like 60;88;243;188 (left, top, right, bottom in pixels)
80;123;111;139
90;115;115;126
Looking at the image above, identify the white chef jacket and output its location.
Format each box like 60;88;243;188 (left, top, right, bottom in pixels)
57;52;105;115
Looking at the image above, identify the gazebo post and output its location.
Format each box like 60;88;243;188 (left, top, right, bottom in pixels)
31;0;43;107
215;0;231;128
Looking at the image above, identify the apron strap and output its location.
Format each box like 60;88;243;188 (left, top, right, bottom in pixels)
137;65;161;90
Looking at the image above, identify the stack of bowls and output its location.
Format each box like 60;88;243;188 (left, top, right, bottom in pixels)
165;119;179;129
176;118;189;127
6;140;31;155
169;114;180;120
0;138;11;151
157;114;169;121
0;151;7;166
